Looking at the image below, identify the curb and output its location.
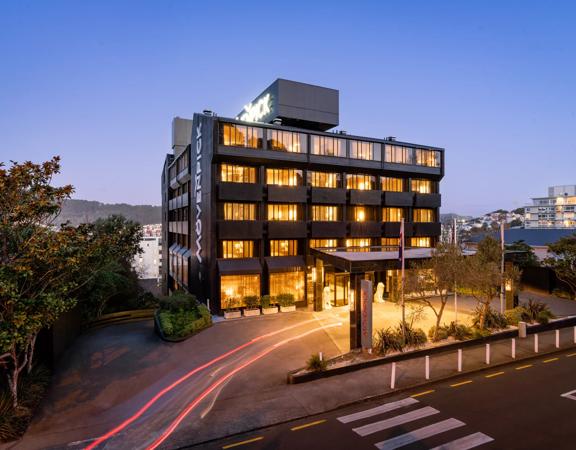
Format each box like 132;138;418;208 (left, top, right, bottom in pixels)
179;342;576;449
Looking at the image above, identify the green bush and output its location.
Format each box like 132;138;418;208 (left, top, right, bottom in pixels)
472;306;508;330
277;293;295;307
401;323;427;348
243;295;260;309
157;294;212;339
505;306;527;326
429;322;472;342
374;327;404;356
159;291;197;313
537;311;550;325
261;295;271;308
471;327;491;339
428;325;449;341
306;353;328;372
523;299;554;324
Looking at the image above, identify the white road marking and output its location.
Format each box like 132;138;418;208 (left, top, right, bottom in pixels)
430;432;494;450
560;389;576;401
374;418;465;450
352;406;439;437
337;397;419;424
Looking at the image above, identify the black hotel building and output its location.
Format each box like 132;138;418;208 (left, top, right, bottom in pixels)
161;79;444;314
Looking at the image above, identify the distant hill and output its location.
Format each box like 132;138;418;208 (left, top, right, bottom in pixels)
55;199;161;226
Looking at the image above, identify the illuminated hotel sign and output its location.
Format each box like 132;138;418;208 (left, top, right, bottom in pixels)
236;93;272;123
194;122;203;264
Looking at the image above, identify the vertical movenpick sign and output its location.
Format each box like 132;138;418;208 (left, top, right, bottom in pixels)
360;279;373;351
194;121;203;271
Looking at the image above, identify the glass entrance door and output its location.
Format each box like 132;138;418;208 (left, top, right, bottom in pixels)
334;273;349;307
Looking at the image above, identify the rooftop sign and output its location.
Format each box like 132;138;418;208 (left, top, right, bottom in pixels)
236;93;272;123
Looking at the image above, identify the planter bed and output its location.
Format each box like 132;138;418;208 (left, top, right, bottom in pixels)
262;306;279;315
224;310;241;319
243;308;261;317
155;306;212;342
280;305;296;313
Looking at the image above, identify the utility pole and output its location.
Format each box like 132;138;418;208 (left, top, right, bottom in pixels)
400;218;406;343
453;217;458;324
500;219;505;314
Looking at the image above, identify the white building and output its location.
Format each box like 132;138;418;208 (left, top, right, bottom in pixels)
525;185;576;229
134;235;162;280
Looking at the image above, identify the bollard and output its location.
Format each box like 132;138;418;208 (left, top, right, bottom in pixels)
319;352;323;361
425;355;430;380
457;349;463;372
512;338;516;359
534;334;539;353
518;321;527;338
556;330;560;349
485;343;490;365
574;326;576;344
390;362;396;389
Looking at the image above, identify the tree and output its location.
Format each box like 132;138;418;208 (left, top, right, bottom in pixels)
405;243;463;340
506;240;539;268
545;234;576;300
477;235;501;265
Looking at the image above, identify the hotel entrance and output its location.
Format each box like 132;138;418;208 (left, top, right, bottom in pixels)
324;272;349;307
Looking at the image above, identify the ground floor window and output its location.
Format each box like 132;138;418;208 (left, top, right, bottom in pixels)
270;269;305;302
410;237;432;248
220;274;260;309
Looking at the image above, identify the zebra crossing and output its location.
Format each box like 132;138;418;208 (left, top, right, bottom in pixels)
337;397;493;450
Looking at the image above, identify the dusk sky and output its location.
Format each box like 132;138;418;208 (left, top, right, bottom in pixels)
1;0;575;216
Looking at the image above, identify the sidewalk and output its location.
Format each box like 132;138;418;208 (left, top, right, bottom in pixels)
170;324;576;449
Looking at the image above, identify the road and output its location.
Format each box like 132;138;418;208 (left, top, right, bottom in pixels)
204;348;576;450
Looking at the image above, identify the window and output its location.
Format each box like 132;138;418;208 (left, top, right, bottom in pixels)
385;145;415;165
222;240;254;258
381;237;400;247
268;204;298;221
312;205;340;221
382;177;405;192
410;237;432;248
413;208;436;223
270;240;298;256
220;164;257;183
382;207;404;222
350;140;381;161
311;135;345;157
415;149;441;167
267;130;307;153
223;203;256;221
266;168;303;186
346;174;375;190
270;269;305;302
411;179;434;194
351;206;375;222
308;171;341;188
220;274;260;308
309;239;338;248
346;238;372;251
220;123;263;149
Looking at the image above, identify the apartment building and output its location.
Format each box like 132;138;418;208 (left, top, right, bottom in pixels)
525;185;576;229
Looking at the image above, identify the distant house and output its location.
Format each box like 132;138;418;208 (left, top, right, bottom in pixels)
465;228;576;261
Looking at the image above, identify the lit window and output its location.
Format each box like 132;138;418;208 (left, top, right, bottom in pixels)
266;168;303;186
223;203;256;221
220;274;260;309
222;240;254;258
350;140;381;161
346;174;375;190
270;240;298;256
267;204;299;221
269;269;305;302
346;238;372;251
351;206;375;222
220;123;263;149
308;171;341;188
312;205;340;221
411;179;434;193
382;177;404;192
385;145;414;164
220;164;257;183
311;135;345;157
382;207;404;222
410;237;432;248
415;149;441;167
309;239;338;248
381;237;400;247
267;130;307;153
413;208;436;223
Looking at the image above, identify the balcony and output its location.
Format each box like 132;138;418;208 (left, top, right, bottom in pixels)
412;222;441;237
383;192;414;207
311;187;346;204
310;221;346;238
217;220;263;239
414;193;441;208
349;189;381;206
349;221;381;237
218;182;262;202
267;185;307;203
267;221;307;239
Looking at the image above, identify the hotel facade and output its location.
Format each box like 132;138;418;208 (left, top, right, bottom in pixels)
161;79;444;315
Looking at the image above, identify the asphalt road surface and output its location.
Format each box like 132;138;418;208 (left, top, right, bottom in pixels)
203;348;576;450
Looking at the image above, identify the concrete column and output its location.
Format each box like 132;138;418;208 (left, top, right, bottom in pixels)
349;272;362;350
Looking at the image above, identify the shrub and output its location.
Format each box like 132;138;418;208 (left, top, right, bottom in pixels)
523;299;554;324
428;325;449;342
261;295;271;308
306;353;328;372
505;306;527;326
429;322;472;342
400;323;427;348
277;293;295;307
537;311;550;325
243;296;260;309
471;327;491;339
159;291;197;313
472;306;508;330
374;327;404;356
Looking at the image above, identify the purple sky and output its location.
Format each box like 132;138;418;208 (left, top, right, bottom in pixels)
1;1;575;216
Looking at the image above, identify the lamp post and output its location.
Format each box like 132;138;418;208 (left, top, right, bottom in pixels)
500;220;505;314
453;217;458;324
